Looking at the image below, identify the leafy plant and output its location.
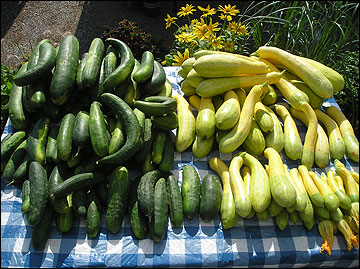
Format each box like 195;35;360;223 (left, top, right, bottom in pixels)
101;18;168;62
1;64;18;134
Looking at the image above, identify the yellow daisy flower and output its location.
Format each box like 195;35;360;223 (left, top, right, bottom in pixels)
218;4;240;16
164;14;177;29
209;34;223;50
206;17;221;34
227;21;238;32
172;48;190;66
177;4;196;17
175;32;197;43
219;13;233;21
198;4;216;17
224;40;235;52
192;19;212;40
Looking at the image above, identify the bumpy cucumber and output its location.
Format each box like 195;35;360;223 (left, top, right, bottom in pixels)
27;117;51;165
167;173;183;228
57;113;76;161
200;174;222;222
89;101;109;157
181;165;201;219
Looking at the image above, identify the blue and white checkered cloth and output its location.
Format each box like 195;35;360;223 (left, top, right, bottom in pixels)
1;67;359;268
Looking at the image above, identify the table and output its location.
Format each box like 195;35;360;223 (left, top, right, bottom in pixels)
1;67;359;268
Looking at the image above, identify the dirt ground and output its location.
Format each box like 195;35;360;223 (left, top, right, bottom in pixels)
1;1;247;68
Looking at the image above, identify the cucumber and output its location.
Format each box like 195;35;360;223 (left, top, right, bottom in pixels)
87;200;100;238
134;96;177;117
57;113;76;161
200;174;222;222
82;38;105;88
50;172;105;198
151;112;179;131
73;110;90;148
27;117;51;165
157;78;173;97
101;38;135;91
76;52;88;91
133;51;154;83
21;179;31;213
133;108;145;150
140;60;166;95
14;42;56;86
45;125;59;161
31;204;53;250
181;165;201;219
97;93;141;166
151;130;166;165
48;163;71;214
9;62;28;130
137;169;161;221
55;209;73;233
2;140;27;185
158;131;174;173
12;156;28;186
142;151;156;174
89;101;109;157
72;189;88;219
137;118;154;163
106;166;131;233
28;161;49;226
128;176;148;239
123;59;141;107
50;35;79;106
167;173;183;228
149;177;168;242
1;131;27;160
108;119;125;155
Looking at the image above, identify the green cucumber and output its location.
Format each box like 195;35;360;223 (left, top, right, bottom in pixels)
57;113;76;161
140;60;166;95
3;139;27;185
27;117;51;165
157;78;173;97
108;118;125;155
133;108;145;150
48;163;71;214
45;125;59;161
72;189;88;219
1;131;27;160
28;161;49;226
133;51;154;83
134;96;177;117
137;118;154;163
9;62;28;130
51;172;105;198
73;110;90;148
181;165;201;219
55;209;73;233
158;131;174;173
142;151;156;174
137;169;161;221
12;156;28;186
149;177;168;242
200;174;222;222
151;130;166;165
87;200;100;238
101;38;135;91
106;166;131;233
82;38;105;88
128;176;148;239
96;93;141;166
124;59;141;107
76;52;88;91
21;179;31;213
14;42;56;86
50;35;79;106
89;101;109;157
151;112;179;131
31;204;53;250
167;173;183;228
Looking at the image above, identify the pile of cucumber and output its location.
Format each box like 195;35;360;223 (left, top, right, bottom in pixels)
1;35;181;249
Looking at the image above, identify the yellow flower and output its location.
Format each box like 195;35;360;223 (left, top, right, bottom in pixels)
219;13;233;21
164;14;177;29
218;4;240;16
206;17;221;33
175;32;197;43
191;19;199;26
181;24;189;31
177;4;196;17
228;21;249;36
224;40;235;52
172;48;190;66
227;21;238;32
238;25;249;36
209;34;223;50
192;18;211;40
198;4;216;17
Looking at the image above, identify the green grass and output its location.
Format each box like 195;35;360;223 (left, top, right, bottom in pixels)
237;1;359;138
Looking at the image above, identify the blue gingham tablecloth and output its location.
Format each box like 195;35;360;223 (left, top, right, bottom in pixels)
1;67;359;268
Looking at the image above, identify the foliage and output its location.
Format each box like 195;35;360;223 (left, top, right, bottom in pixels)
163;4;250;66
1;64;18;134
101;18;168;63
